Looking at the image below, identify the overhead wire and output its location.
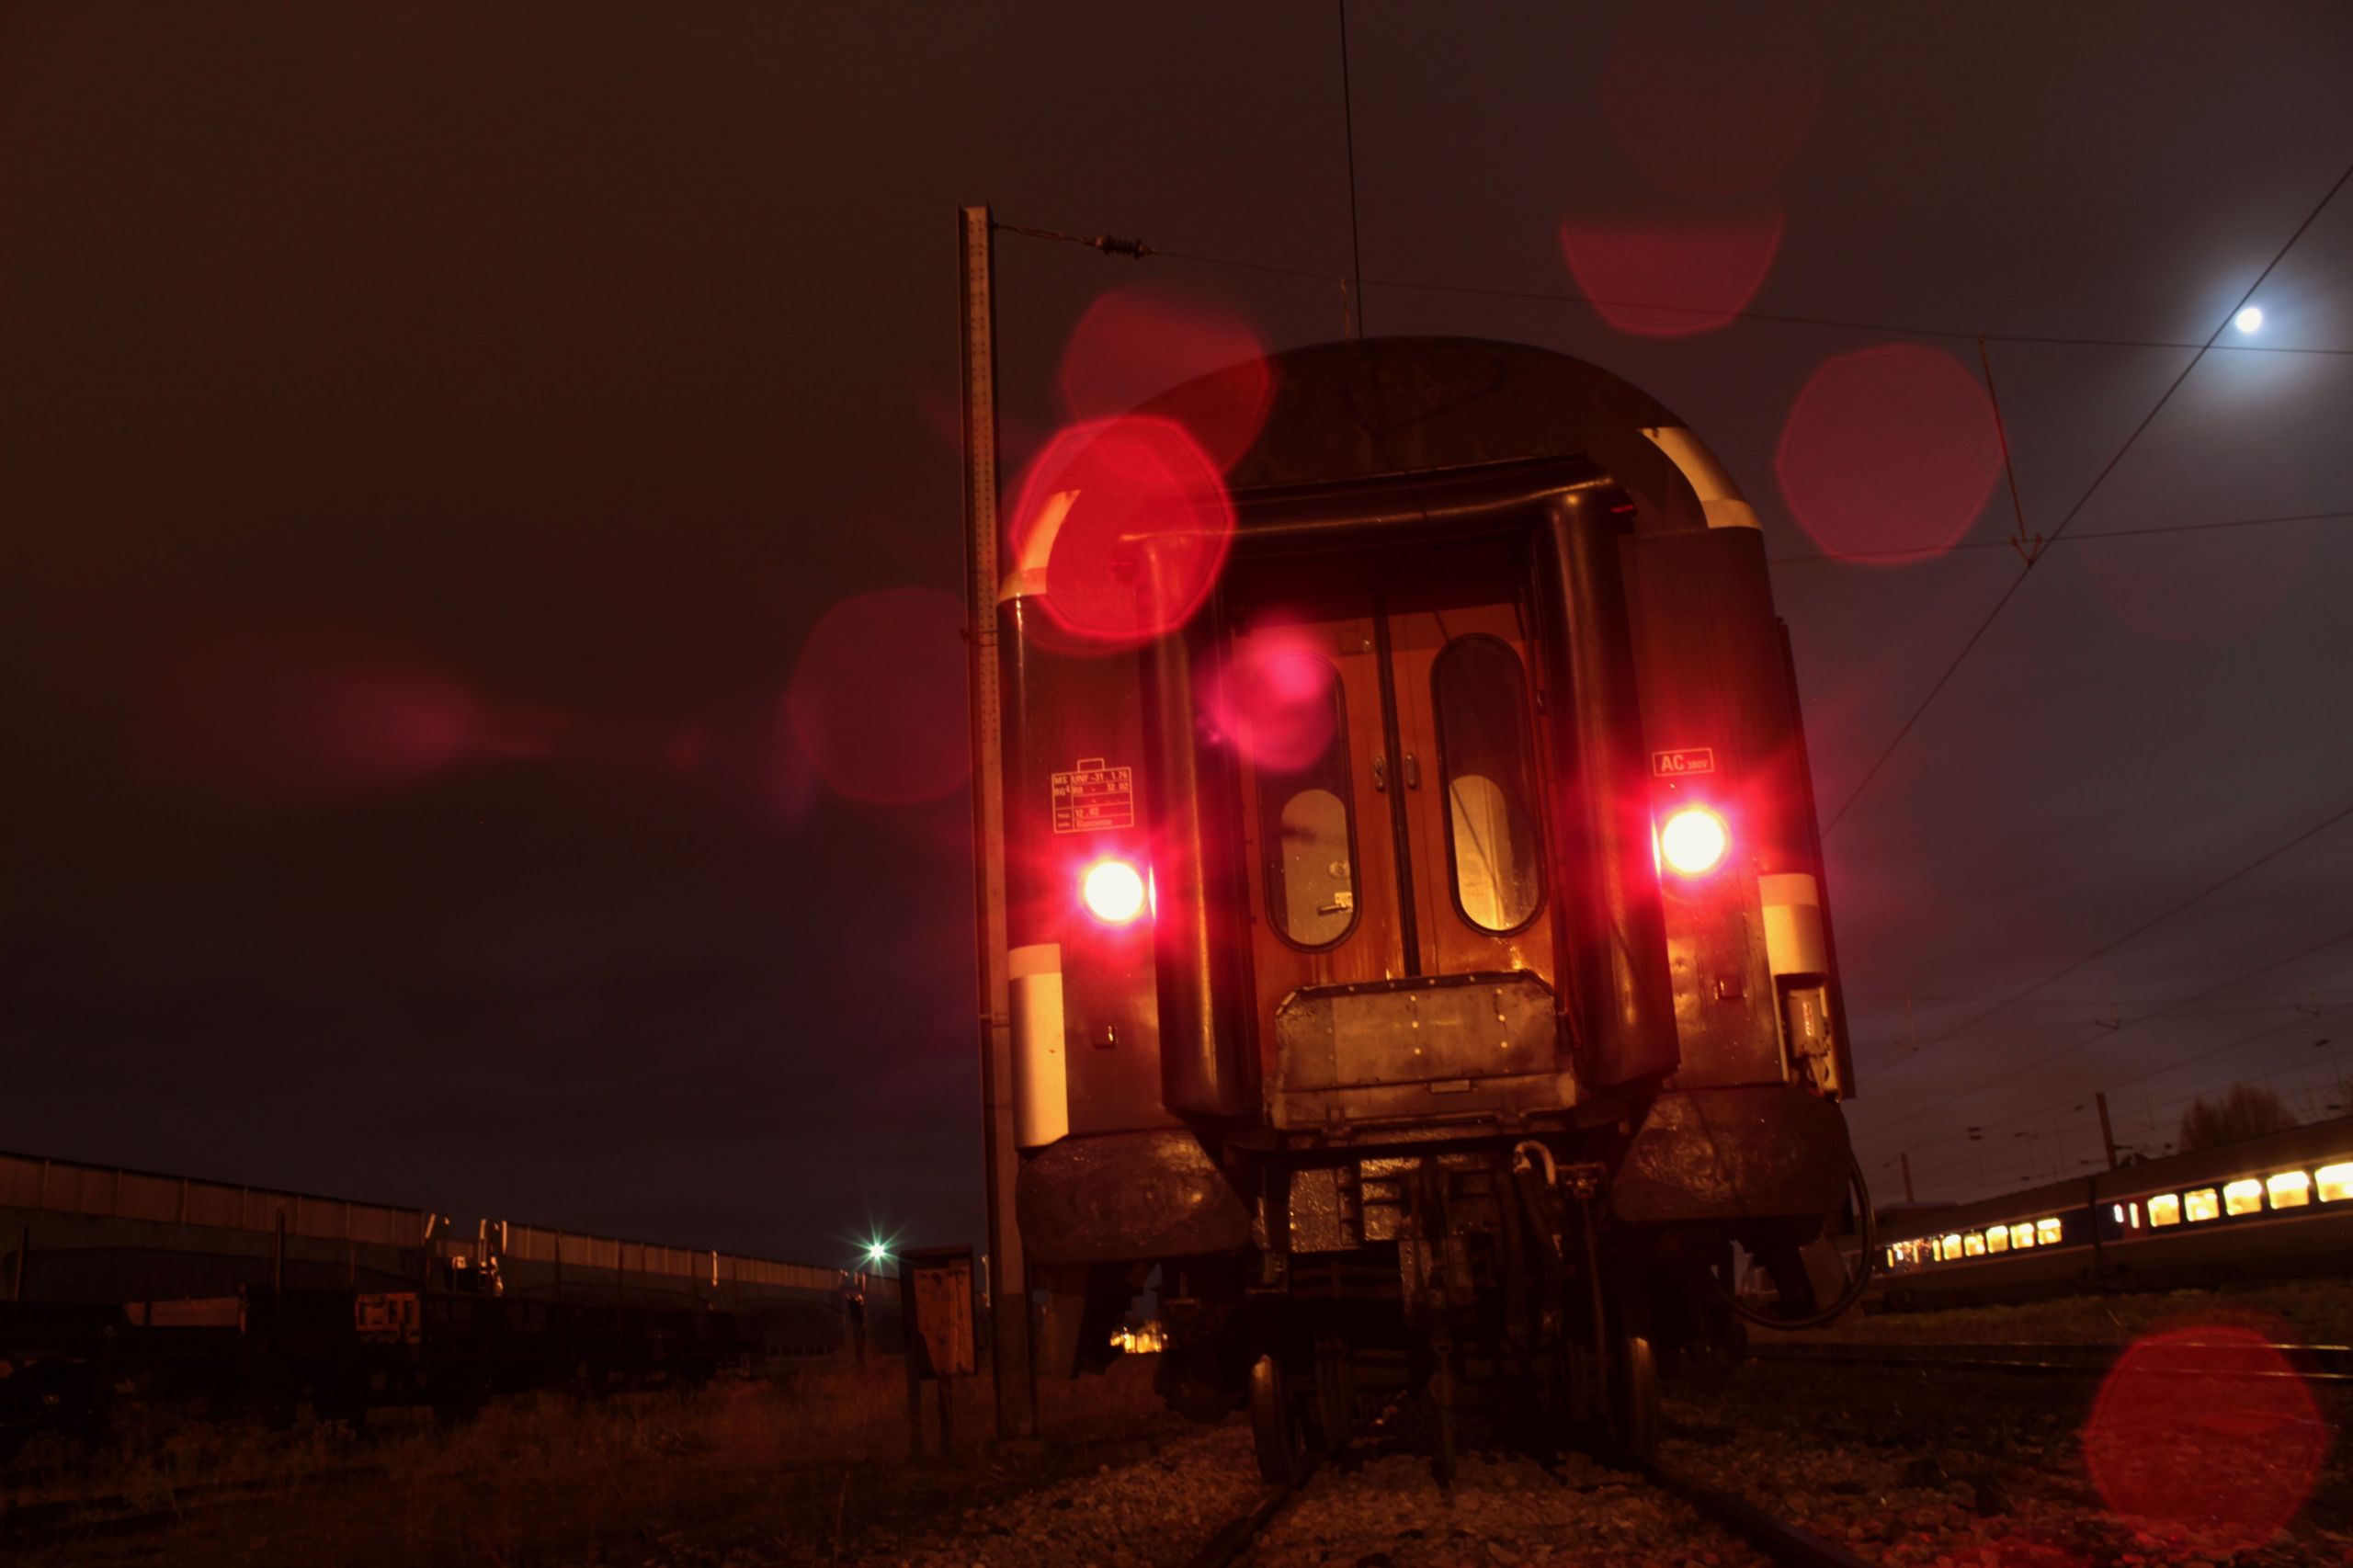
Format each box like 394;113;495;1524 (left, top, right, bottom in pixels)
2099;993;2353;1101
1883;994;2353;1055
1768;507;2353;566
1894;1006;2351;1163
1869;799;2353;1083
1904;1031;2353;1196
1864;917;2353;1140
1866;966;2353;1195
992;224;2353;358
1818;155;2353;835
1335;0;1366;336
1362;271;2353;357
1882;800;2353;1068
1847;985;2350;1008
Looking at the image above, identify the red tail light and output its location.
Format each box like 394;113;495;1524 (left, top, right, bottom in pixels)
1658;805;1730;877
1079;858;1148;925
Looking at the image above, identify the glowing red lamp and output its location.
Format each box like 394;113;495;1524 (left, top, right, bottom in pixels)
1658;805;1731;877
1079;858;1149;925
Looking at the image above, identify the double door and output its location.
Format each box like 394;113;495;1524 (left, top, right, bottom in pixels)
1230;597;1558;1035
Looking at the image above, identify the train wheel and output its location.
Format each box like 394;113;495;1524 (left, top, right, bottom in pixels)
1248;1352;1302;1484
1610;1334;1659;1460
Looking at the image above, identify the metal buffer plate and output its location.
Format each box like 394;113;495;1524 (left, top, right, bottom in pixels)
1268;971;1569;1131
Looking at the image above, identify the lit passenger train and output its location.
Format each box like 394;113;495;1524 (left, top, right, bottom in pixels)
1867;1116;2353;1310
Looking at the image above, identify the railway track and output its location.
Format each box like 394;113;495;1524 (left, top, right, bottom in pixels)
1181;1432;1880;1568
1176;1331;2349;1568
1752;1338;2353;1381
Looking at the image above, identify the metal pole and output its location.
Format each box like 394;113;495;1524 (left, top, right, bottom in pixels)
960;202;1036;1440
1898;1153;1915;1205
2095;1092;2120;1170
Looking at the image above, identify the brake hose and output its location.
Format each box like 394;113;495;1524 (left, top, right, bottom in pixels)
1709;1156;1877;1332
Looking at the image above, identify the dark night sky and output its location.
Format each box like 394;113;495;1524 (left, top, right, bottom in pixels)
6;4;2352;1264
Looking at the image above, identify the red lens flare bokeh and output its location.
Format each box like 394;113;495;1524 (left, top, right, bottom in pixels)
786;587;972;805
1056;286;1274;472
1557;203;1784;337
1215;640;1342;775
1600;6;1828;199
1006;416;1235;652
2084;1326;2329;1546
1775;344;2004;562
147;636;483;801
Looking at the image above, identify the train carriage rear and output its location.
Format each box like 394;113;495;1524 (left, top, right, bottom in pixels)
993;337;1861;1476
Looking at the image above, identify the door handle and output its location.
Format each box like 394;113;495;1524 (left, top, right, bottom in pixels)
1372;754;1388;792
1404;753;1421;790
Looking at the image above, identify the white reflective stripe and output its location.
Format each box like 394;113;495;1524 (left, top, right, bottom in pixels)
1640;426;1761;530
1758;873;1826;975
998;489;1080;603
1009;943;1069;1148
1700;496;1761;531
1008;941;1062;980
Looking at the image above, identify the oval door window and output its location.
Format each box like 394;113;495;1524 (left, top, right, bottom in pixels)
1250;654;1358;949
1433;635;1544;933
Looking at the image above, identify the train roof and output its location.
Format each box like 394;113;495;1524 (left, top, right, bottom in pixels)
0;1145;848;1284
1145;335;1723;537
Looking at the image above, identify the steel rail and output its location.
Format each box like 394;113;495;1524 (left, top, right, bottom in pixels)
1184;1422;1888;1568
1640;1459;1881;1568
1183;1479;1300;1568
1753;1339;2353;1381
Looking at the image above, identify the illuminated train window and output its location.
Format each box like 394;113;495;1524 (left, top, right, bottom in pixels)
1252;655;1358;950
1984;1226;2009;1254
2036;1218;2063;1245
2184;1188;2220;1223
2009;1222;2035;1250
2223;1178;2264;1217
2268;1171;2312;1209
1432;636;1545;935
2319;1163;2353;1203
1963;1233;1985;1256
1941;1233;1962;1259
2148;1194;2181;1227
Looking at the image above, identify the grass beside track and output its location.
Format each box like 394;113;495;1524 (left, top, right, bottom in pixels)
5;1353;1175;1565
